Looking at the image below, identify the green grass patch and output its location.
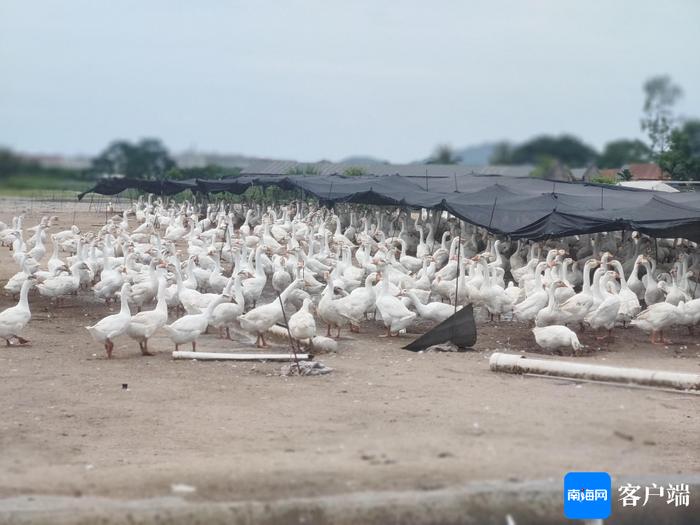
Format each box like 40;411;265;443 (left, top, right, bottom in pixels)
0;174;90;197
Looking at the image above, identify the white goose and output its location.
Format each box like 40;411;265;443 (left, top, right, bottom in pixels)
477;256;515;320
626;255;646;301
317;279;353;338
559;259;599;329
36;261;87;304
535;281;568;327
128;261;160;311
583;271;621;339
238;279;304;347
532;325;582;355
609;259;641;325
0;277;35;346
375;265;416;336
642;257;665;306
288;297;316;345
241;247;268;308
513;262;549;323
126;276;168;355
93;253;125;304
397;239;422;273
163;294;227;351
630;302;681;344
406;290;455;323
86;282;132;358
47;235;65;274
209;275;245;340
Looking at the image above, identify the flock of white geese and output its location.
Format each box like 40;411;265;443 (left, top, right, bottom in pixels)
1;196;700;358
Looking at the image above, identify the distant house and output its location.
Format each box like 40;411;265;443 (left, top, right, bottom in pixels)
625;162;668;180
542;161;576;182
571;165;599;182
598;162;668;182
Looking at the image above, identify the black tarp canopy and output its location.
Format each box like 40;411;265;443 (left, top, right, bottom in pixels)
78;174;700;242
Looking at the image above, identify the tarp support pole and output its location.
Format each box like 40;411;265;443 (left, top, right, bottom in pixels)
277;292;301;369
454;224;462;313
487;197;498;229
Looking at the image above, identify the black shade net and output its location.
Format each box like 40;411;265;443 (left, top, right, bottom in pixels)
78;174;700;242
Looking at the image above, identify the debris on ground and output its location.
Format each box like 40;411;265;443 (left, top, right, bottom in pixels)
281;361;333;376
613;430;634;442
171;483;197;494
425;342;467;352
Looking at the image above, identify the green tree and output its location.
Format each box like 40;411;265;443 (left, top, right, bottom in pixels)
641;75;683;155
591;174;619;185
618;168;633;181
426;144;460;164
493;135;597;167
658;120;700;180
286;164;320;175
598;139;651;168
489;141;513;164
529;156;556;179
343;166;367;177
0;148;27;179
91;138;175;179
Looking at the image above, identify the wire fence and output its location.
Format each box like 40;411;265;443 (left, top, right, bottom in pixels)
0;192;133;217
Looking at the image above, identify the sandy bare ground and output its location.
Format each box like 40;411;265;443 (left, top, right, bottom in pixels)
0;202;698;510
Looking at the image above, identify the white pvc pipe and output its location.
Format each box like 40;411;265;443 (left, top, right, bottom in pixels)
172;351;309;361
489;352;700;391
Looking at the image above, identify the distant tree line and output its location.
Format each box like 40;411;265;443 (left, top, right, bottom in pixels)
2;75;698;191
0;138;242;193
90;138;241;180
427;75;700;180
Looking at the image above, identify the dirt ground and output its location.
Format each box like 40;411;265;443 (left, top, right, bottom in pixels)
0;200;699;507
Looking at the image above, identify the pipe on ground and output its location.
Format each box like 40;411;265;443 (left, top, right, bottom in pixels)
172;351;309;361
489;352;700;391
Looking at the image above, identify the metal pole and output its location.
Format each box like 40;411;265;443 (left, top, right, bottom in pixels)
487;197;498;230
454;223;462;313
277;293;301;369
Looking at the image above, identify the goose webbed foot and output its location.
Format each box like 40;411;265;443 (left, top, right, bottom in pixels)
140;341;154;356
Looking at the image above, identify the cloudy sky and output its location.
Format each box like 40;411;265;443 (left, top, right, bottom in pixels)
1;1;699;163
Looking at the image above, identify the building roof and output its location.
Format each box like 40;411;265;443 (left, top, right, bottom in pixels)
618;181;679;192
625;163;667;180
240;160;535;178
